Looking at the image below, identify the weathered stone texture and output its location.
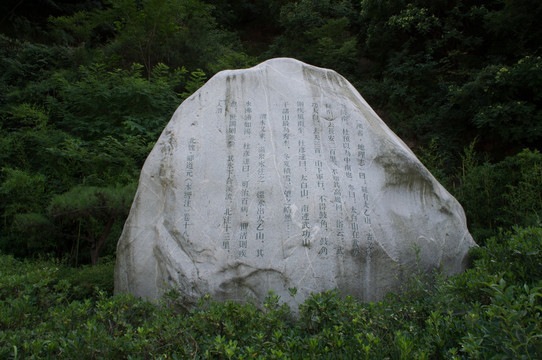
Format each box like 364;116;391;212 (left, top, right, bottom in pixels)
114;58;476;309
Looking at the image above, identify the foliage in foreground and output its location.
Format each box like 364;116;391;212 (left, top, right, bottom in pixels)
1;226;541;359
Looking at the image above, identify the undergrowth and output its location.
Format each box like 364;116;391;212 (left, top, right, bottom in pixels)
1;226;541;359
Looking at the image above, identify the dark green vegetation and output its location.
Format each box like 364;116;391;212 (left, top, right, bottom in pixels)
2;0;542;261
1;226;541;358
1;0;541;358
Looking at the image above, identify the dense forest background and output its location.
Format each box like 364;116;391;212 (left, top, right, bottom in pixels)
1;0;541;265
1;1;541;358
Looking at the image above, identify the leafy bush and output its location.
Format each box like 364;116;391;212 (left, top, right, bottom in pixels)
268;0;360;76
57;259;115;300
460;278;542;359
1;226;540;359
450;56;542;149
470;226;542;286
49;62;183;141
455;148;542;242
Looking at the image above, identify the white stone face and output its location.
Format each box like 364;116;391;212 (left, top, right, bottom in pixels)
114;58;476;309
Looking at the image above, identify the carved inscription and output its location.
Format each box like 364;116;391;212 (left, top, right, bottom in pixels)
183;137;196;238
209;98;373;260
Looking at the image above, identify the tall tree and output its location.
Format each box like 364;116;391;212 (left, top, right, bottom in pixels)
98;0;235;78
268;0;360;76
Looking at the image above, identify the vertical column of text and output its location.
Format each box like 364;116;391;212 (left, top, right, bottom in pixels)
297;101;310;246
340;106;360;255
312;103;328;257
183;137;196;238
237;101;252;257
356;119;373;258
281;103;292;235
327;103;345;255
223;101;237;251
254;113;267;258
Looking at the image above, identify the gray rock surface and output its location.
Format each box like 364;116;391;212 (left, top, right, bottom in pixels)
114;58;476;309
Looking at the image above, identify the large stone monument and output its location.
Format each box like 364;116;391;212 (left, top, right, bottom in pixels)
114;58;476;309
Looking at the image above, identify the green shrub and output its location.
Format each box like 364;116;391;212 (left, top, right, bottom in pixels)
2;226;541;359
57;259;115;300
460;278;542;359
48;62;183;141
455;148;542;242
470;226;542;286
